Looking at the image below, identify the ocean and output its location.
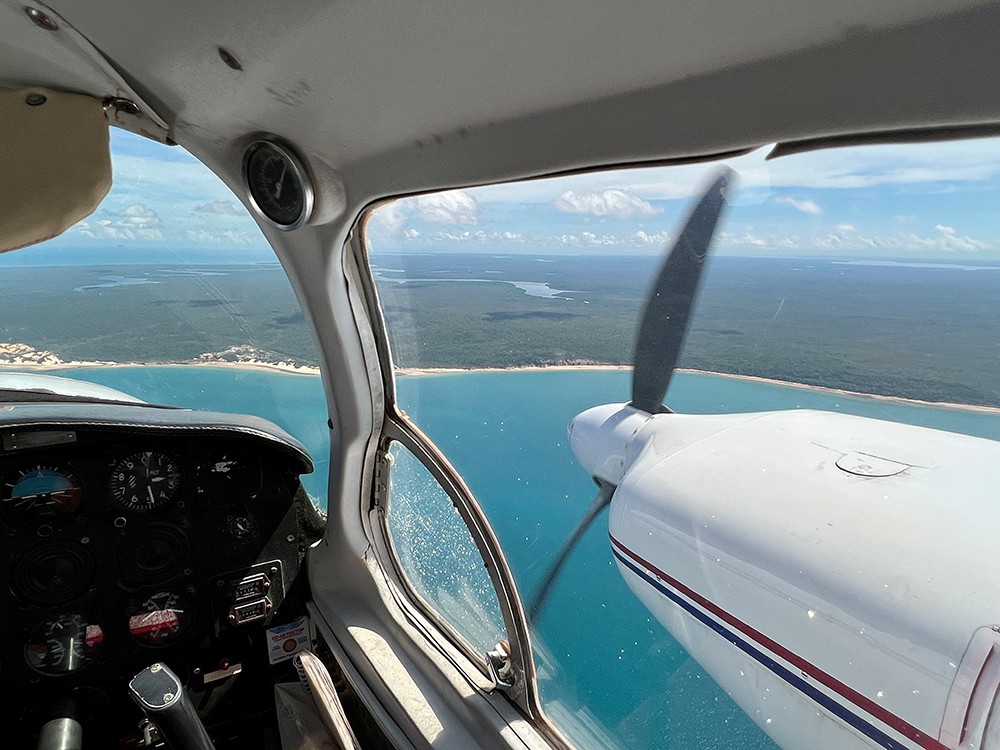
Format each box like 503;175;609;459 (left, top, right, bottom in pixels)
51;365;1000;748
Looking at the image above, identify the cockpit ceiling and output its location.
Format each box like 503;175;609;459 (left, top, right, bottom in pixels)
4;0;1000;197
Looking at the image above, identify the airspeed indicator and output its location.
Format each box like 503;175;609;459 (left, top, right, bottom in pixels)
109;451;181;513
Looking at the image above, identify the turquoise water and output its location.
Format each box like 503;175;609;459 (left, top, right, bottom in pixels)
50;366;1000;748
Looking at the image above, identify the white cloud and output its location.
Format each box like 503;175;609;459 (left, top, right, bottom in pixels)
430;230;524;243
415;190;479;224
720;231;769;248
551;229;673;248
74;204;163;241
368;203;409;236
633;230;672;246
185;229;259;245
195;200;244;215
718;223;993;254
554;189;661;219
776;196;822;214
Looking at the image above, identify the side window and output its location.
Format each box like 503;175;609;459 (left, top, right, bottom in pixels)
382;442;507;655
0;128;330;506
364;138;1000;750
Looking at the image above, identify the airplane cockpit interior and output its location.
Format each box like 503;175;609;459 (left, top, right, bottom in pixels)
4;2;1000;750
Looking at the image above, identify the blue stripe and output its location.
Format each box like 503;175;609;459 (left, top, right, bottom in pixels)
612;547;911;750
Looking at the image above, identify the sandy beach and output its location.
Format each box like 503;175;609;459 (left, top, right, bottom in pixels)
1;345;998;416
0;342;322;377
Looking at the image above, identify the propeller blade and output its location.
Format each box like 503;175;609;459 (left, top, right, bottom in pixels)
630;168;735;413
529;482;615;621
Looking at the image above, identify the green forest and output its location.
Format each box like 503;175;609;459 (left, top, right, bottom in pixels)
3;254;1000;406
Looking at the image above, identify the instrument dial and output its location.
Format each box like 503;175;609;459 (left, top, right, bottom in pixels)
128;590;191;646
109;451;181;513
2;466;83;523
201;452;262;506
243;139;313;230
24;615;103;675
226;512;258;539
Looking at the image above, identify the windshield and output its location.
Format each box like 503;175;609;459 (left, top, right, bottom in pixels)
365;137;1000;748
0;129;329;504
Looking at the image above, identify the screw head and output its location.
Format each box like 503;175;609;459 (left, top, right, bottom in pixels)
25;7;58;30
163;692;174;702
218;47;243;71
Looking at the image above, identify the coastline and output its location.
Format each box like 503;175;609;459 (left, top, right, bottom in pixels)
0;358;322;377
396;364;1000;415
1;358;998;415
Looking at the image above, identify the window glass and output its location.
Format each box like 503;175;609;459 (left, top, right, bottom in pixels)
384;442;507;655
0;128;329;505
366;138;1000;748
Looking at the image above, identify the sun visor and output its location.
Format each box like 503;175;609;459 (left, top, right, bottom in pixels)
0;87;111;253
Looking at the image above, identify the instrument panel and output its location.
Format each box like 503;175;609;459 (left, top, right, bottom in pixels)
0;417;318;746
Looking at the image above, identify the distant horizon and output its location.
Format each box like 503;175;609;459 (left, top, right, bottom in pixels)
5;248;1000;268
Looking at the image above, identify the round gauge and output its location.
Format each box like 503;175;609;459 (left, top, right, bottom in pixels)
226;512;258;539
2;465;83;523
109;452;182;513
13;541;96;605
117;522;190;586
243;139;313;230
128;590;192;646
201;452;262;506
24;615;104;675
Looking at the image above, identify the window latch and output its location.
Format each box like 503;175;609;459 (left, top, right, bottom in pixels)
486;640;515;693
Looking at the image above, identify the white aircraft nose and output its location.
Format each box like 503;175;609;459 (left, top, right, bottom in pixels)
568;403;653;486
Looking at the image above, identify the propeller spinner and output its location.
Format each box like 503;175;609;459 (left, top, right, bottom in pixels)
529;169;735;619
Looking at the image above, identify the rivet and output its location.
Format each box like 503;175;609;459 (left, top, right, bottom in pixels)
25;7;58;31
163;692;174;702
218;47;243;71
25;93;46;106
104;97;140;116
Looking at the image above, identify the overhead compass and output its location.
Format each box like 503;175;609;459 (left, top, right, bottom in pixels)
243;139;313;230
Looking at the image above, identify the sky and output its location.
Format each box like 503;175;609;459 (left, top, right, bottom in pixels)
12;127;1000;265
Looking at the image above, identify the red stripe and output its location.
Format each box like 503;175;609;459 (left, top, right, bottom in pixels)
610;534;949;750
